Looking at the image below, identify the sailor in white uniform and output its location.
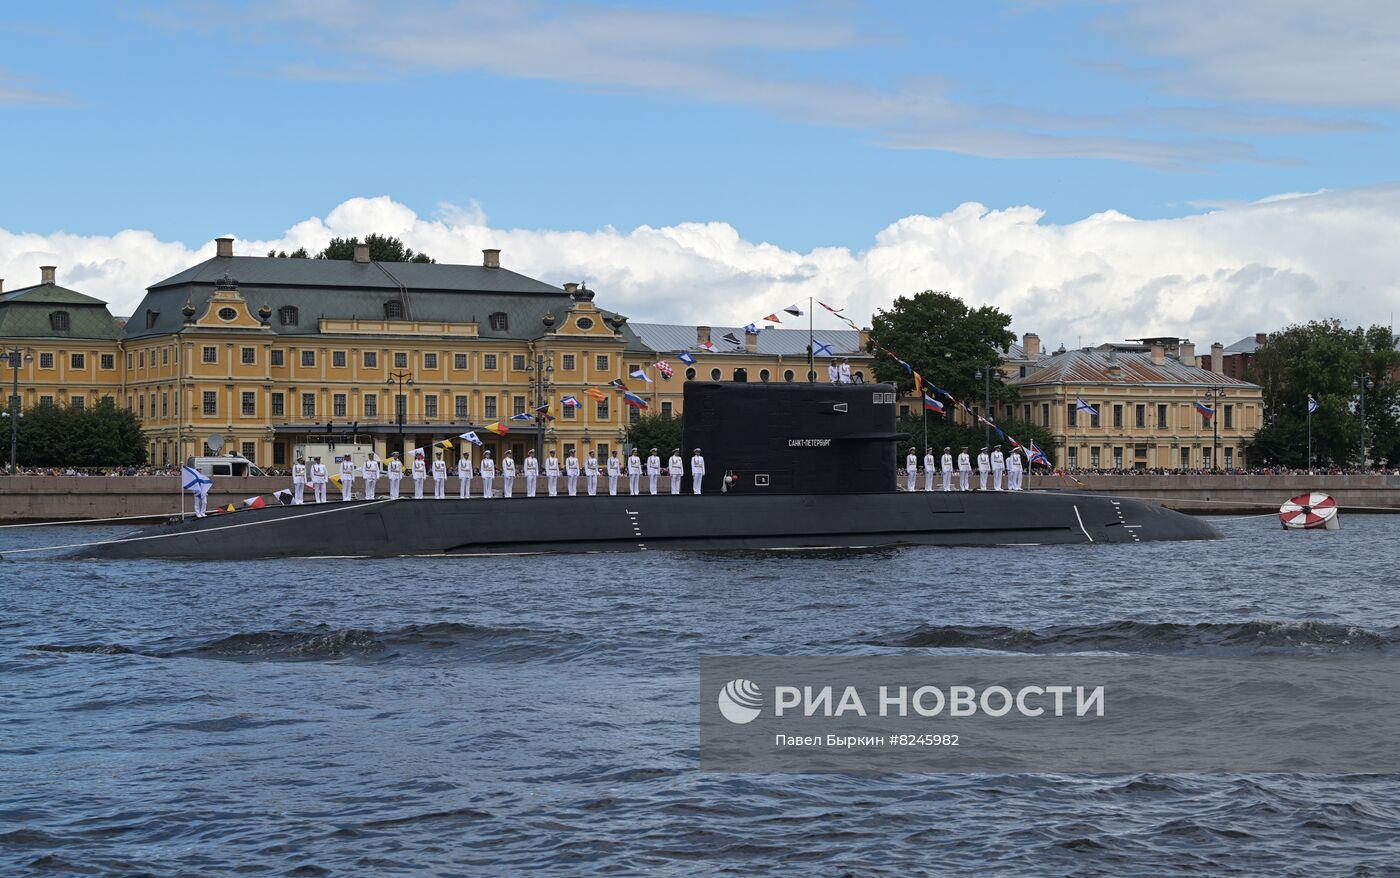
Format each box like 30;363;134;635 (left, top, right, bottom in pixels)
310;457;328;503
545;450;561;497
690;448;705;495
457;452;473;499
607;451;621;496
339;455;356;501
990;445;1005;492
905;448;918;492
627;450;643;495
432;451;448;499
668;448;684;494
957;447;972;492
584;451;599;496
828;360;840;383
977;447;990;491
502;451;516;498
291;457;307;505
411;451;427;499
646;448;661;495
387;452;403;500
838;358;853;384
523;449;540;497
923;448;937;492
479;451;495;498
565;450;580;496
940;447;954;492
1007;446;1023;491
362;452;380;500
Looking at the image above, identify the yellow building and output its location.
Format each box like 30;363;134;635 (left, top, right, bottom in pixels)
1007;339;1263;470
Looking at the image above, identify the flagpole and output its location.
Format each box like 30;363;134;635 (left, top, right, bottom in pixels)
1307;403;1312;470
808;296;814;383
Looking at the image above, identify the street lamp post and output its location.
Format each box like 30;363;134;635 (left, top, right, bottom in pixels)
385;371;414;456
1204;386;1228;472
974;365;991;450
1356;374;1370;471
5;346;33;472
525;355;555;461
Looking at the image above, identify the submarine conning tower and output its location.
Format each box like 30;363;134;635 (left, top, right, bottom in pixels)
681;381;904;495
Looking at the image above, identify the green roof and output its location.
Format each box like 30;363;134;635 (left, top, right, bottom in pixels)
0;283;124;340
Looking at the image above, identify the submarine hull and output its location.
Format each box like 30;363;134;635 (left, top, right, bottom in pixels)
75;490;1217;560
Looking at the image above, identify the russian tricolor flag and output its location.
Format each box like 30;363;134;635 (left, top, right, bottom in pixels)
622;390;649;409
923;394;944;414
1195;400;1214;418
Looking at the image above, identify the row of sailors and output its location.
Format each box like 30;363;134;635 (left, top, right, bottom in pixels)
290;448;708;503
904;446;1027;492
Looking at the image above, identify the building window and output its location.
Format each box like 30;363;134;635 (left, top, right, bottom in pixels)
138;351;145;368
1113;447;1124;469
70;353;85;369
686;367;696;380
145;310;159;329
332;351;347;368
596;398;610;420
1180;447;1190;469
1224;405;1234;430
273;443;287;466
562;402;576;419
576;316;594;331
202;391;217;415
50;311;70;332
711;368;722;380
484;397;498;419
513;395;526;416
1202;447;1213;468
271;349;285;367
661;401;673;417
629;407;641;424
1089;404;1099;429
1041;403;1050;427
424;353;438;369
70;396;86;411
38;352;55;369
40;395;54;407
784;370;794;382
1225;447;1235;468
302;393;316;418
483;354;498;370
162;348;169;365
202;346;217;364
364;351;378;368
1201;409;1211;429
242;441;256;461
161;393;169;417
595;355;609;371
218;307;238;321
242;392;256;416
512;354;526;371
384;300;405;320
100;353;114;370
1135;404;1146;429
301;350;316;367
1157;404;1168;429
1068;447;1078;467
454;353;468;370
333;394;347;417
364;394;378;418
1067;404;1078;428
455;395;469;419
562;355;576;370
424;395;438;418
279;306;299;326
271;393;285;417
760;369;770;381
393;352;408;369
489;312;508;331
1090;447;1101;468
241;347;256;365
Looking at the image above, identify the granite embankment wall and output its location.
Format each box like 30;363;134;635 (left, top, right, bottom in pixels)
1;474;1399;522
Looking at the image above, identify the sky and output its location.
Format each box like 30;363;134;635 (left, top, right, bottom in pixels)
2;0;1400;349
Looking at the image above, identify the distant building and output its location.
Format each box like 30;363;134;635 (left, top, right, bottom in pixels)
1199;333;1268;380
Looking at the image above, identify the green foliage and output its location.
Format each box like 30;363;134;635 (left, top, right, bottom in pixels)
14;399;146;467
1247;320;1400;467
267;247;310;258
316;234;434;263
626;412;682;457
895;414;1055;466
869;291;1017;406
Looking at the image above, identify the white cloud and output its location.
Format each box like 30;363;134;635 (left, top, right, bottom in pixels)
4;188;1400;350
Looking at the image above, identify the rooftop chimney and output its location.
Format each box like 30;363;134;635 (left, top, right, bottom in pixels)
40;265;56;285
858;328;871;350
697;325;712;347
353;243;371;264
1255;332;1268;345
1106;347;1122;377
215;237;234;258
1178;341;1196;367
1210;342;1224;374
1151;342;1166;366
0;279;5;294
482;248;501;269
744;327;759;353
1023;332;1041;358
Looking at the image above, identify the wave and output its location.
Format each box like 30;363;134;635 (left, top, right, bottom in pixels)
860;620;1400;655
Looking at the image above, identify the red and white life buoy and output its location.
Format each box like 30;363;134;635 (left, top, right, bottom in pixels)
1279;492;1339;530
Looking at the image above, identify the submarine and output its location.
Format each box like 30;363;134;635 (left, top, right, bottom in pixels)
74;381;1218;560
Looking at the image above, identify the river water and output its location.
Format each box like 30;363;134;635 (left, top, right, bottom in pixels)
4;515;1400;875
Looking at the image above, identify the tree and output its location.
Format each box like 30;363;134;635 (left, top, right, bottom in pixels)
15;399;146;468
869;291;1017;407
1247;320;1400;467
267;248;310;258
626;412;682;456
315;234;434;263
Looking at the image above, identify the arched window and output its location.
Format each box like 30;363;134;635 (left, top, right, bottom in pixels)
759;369;770;382
710;368;722;381
384;300;405;320
49;311;70;332
685;367;696;380
279;306;299;326
733;367;748;382
854;371;865;384
784;369;795;382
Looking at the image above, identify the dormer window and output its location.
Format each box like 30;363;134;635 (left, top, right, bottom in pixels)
49;311;70;332
143;310;159;329
279;306;299;326
384;300;405;320
489;312;508;331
